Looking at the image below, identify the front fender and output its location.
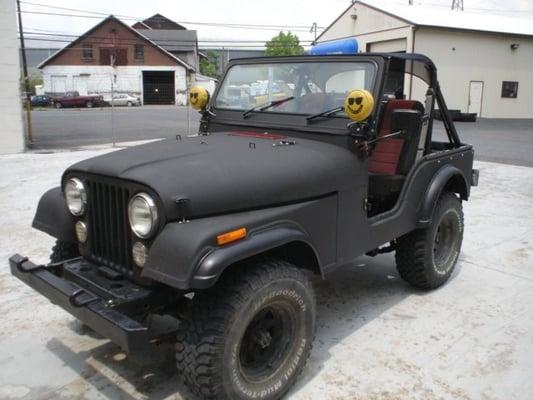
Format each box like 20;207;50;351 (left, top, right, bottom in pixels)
142;195;337;290
32;187;76;242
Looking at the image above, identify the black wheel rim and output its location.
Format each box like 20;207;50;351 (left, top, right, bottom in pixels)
433;210;459;274
239;302;296;383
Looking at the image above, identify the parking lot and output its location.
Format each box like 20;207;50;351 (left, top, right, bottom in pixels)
29;107;533;167
0;143;532;399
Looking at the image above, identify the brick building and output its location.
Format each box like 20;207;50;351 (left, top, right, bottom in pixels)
38;15;204;105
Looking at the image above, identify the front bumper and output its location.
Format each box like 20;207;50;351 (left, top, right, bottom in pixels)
9;254;154;353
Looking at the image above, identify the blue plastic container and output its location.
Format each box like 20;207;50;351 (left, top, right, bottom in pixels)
309;38;358;55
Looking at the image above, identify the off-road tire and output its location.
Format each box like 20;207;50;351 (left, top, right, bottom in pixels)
50;240;80;263
175;258;316;400
395;192;463;289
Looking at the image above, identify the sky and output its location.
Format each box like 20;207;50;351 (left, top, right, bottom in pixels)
20;0;533;49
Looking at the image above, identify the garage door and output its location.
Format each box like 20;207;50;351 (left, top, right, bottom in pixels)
142;71;175;105
50;75;67;94
368;38;407;53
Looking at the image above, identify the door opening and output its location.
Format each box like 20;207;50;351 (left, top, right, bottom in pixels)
468;81;483;116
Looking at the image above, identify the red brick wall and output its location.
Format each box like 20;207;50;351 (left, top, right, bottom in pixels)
45;19;179;67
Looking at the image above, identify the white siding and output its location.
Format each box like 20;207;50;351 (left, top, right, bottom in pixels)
414;28;533;118
42;65;188;104
0;0;24;153
319;3;409;44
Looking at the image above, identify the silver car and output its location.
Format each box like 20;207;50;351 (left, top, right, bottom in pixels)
104;93;141;107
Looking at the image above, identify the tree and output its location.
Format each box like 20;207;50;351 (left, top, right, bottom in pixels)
265;31;304;56
200;50;219;78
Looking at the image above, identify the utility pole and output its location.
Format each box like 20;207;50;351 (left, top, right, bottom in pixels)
16;0;33;145
451;0;464;10
310;22;318;44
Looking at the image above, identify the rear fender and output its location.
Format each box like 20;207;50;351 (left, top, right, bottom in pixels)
32;187;76;242
418;165;468;225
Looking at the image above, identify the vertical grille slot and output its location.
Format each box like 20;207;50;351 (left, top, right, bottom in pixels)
86;178;131;274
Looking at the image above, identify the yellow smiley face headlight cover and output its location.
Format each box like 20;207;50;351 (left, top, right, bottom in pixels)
189;86;210;110
343;89;374;122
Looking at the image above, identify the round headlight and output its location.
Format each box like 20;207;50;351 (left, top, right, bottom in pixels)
65;178;87;216
128;193;158;238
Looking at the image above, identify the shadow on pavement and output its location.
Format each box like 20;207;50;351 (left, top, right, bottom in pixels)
45;252;455;399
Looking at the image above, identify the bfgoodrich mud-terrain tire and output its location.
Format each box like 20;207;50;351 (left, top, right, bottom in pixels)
175;259;316;400
50;240;79;263
395;192;464;289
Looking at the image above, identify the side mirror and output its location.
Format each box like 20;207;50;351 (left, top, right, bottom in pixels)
189;86;210;111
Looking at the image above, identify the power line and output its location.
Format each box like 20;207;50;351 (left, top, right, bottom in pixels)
19;3;325;31
22;31;314;44
21;36;309;48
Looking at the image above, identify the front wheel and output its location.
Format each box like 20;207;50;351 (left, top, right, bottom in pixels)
86;101;93;108
175;259;316;400
54;102;62;109
395;192;464;289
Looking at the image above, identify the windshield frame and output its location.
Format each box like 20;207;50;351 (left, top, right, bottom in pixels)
209;55;384;134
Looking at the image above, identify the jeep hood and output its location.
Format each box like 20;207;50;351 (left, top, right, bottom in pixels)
66;132;360;219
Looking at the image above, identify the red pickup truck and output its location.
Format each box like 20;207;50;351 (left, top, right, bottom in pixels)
53;91;104;109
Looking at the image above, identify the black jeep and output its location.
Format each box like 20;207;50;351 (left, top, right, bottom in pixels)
10;53;478;400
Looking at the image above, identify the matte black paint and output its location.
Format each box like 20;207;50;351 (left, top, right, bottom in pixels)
26;54;475;300
32;187;76;242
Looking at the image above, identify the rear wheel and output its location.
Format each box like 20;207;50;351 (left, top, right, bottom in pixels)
175;258;316;400
54;102;62;109
127;101;133;107
86;101;93;108
395;192;463;289
50;240;79;263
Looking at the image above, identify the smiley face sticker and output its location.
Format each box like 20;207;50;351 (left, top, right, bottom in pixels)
189;86;210;110
343;89;374;122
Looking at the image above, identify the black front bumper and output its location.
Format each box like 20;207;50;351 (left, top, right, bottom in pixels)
9;254;153;353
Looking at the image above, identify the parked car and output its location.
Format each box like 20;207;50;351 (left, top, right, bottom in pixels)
30;95;53;107
10;53;478;400
52;91;104;109
103;93;141;107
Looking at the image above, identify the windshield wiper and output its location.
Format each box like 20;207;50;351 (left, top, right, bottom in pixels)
306;106;344;122
242;96;295;118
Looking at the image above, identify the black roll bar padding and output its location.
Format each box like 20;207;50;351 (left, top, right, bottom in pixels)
435;82;462;147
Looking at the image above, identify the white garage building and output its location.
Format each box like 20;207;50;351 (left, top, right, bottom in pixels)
316;1;533;118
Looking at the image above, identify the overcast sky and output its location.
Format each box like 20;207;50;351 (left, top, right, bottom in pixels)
21;0;533;48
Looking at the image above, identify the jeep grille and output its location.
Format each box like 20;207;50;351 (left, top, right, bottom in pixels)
86;179;133;274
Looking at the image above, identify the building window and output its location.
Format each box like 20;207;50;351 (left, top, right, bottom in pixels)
100;48;128;66
501;81;518;98
82;45;93;61
134;45;144;62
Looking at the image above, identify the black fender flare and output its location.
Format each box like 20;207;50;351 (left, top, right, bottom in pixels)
418;165;468;226
190;224;322;289
32;187;76;242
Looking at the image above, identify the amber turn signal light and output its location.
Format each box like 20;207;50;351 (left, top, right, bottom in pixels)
216;228;247;246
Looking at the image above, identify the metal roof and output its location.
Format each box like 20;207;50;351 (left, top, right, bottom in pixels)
140;29;198;52
321;0;533;39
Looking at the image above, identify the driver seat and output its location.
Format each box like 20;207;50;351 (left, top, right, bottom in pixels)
368;99;423;208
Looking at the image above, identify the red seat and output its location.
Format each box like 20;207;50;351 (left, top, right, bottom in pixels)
368;100;419;175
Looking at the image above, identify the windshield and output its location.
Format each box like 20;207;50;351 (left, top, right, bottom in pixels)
214;61;376;118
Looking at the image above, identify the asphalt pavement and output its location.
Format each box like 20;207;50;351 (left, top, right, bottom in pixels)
29;107;533;167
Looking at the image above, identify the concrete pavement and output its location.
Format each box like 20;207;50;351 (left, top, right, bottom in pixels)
0;147;532;399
